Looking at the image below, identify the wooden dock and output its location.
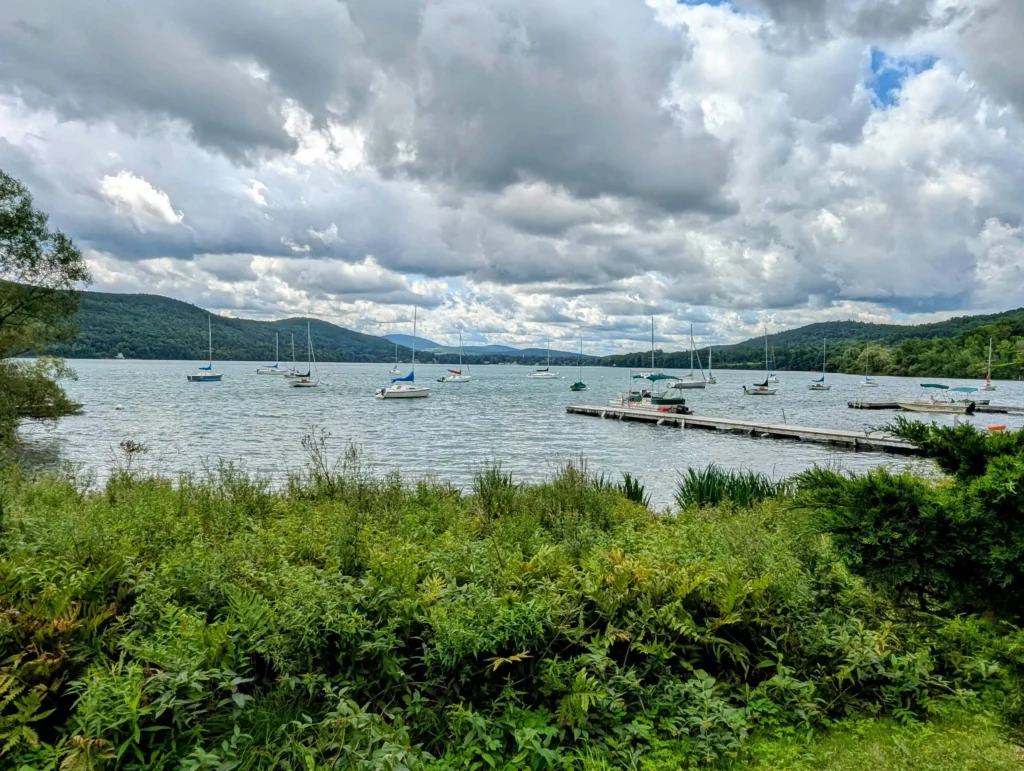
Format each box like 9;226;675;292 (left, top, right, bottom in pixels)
567;405;921;454
848;401;1024;415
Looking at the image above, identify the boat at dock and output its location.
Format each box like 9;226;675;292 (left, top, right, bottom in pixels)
981;338;996;391
896;384;975;415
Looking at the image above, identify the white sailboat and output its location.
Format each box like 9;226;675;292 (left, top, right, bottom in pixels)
389;342;401;376
706;344;716;384
256;332;284;374
743;326;777;395
981;338;996;391
284;334;300;377
290;322;320;388
860;375;879;387
676;322;706;389
808;336;832;391
377;308;430;398
438;333;472;382
527;339;558;378
766;337;779;383
187;314;223;382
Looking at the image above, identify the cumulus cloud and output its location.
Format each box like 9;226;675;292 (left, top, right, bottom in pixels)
99;171;184;230
0;0;1022;353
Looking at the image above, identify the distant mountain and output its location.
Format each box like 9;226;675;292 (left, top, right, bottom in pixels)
383;334;444;351
383;334;583;359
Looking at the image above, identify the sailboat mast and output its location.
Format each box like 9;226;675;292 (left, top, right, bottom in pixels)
689;323;694;377
651;317;655;370
275;332;279;366
988;338;993;380
547;338;551;369
458;332;463;370
579;335;583;379
412;307;417;374
291;334;296;370
207;314;213;366
764;326;769;377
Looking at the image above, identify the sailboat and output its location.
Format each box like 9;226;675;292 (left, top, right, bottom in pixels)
187;314;223;382
376;308;430;398
808;337;832;391
706;344;716;384
676;323;706;389
256;332;284;374
527;339;558;378
767;339;779;383
743;326;777;395
438;333;472;382
981;338;996;391
570;335;587;391
389;342;401;376
860;375;879;387
291;322;320;388
283;334;300;377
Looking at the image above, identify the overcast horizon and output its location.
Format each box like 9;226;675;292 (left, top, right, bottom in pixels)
2;0;1022;355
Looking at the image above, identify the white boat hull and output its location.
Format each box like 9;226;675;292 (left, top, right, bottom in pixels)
256;368;284;374
291;380;319;388
705;376;717;384
743;386;777;395
438;375;471;383
896;401;971;415
527;372;558;379
860;382;878;387
377;384;430;399
673;379;706;389
767;376;779;383
808;384;832;391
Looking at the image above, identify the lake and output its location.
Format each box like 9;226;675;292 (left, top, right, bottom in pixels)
17;360;1024;507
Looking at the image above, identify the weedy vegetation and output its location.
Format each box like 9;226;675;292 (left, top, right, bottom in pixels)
0;425;1023;769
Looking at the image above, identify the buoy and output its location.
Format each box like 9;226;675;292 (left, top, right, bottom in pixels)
988;425;1006;432
657;406;670;412
114;404;124;411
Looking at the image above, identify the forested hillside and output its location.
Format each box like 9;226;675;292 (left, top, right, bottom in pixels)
602;312;1024;379
43;290;409;362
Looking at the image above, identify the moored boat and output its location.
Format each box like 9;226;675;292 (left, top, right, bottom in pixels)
187;314;223;382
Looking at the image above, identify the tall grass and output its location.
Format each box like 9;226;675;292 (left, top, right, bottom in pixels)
675;464;793;509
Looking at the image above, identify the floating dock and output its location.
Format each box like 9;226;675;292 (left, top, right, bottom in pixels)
567;405;920;455
848;401;1024;415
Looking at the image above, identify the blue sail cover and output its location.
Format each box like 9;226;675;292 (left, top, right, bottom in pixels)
814;375;825;382
199;363;212;371
391;371;414;383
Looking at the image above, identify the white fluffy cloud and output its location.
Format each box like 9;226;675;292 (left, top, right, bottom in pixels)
1;0;1023;353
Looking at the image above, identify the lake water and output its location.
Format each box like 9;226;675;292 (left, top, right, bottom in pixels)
17;361;1024;508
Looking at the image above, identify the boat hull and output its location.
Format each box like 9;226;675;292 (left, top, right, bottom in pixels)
256;368;284;374
672;380;706;390
743;386;777;395
706;376;717;384
650;396;687;405
377;385;430;399
438;376;471;383
187;373;222;382
291;380;319;388
527;373;558;379
808;384;832;391
896;401;971;415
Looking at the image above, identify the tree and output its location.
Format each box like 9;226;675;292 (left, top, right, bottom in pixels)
0;169;91;445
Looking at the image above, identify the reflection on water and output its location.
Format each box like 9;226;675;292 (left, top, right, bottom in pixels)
18;361;1024;507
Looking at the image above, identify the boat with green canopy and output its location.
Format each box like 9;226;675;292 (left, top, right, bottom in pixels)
896;383;976;414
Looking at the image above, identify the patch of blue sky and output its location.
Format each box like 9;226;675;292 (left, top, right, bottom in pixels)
677;0;731;7
869;47;937;107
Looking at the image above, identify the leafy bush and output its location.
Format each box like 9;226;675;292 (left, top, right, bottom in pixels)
0;446;1020;769
798;423;1024;620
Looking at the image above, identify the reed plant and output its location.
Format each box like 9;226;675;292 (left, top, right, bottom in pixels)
675;464;792;509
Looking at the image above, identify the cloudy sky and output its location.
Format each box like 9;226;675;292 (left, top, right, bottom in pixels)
1;0;1022;352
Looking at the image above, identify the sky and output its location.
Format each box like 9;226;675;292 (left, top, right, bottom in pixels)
1;0;1022;353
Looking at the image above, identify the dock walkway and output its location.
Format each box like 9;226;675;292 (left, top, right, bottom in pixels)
567;405;920;454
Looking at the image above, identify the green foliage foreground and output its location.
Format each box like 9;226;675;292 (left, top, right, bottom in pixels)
1;434;1023;770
